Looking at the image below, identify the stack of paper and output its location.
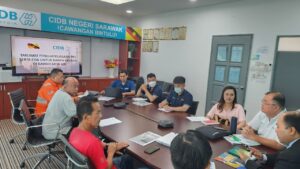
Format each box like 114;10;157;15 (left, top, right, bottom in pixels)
132;101;152;106
156;132;178;147
158;107;171;112
98;96;115;101
78;90;89;98
224;134;260;146
99;117;122;127
130;131;161;146
186;116;207;122
186;116;219;125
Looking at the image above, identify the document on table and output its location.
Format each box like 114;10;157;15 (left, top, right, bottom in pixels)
210;162;216;169
99;117;122;127
98;96;115;101
158;107;171;112
130;131;161;146
78;90;89;98
224;134;260;146
156;132;178;147
186;116;207;122
132;101;152;106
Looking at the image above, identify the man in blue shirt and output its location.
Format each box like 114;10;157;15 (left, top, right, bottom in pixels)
108;70;135;97
159;76;193;112
136;73;163;103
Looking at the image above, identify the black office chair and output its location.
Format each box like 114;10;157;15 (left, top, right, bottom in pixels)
7;88;36;147
128;76;144;94
187;101;199;115
18;99;65;169
60;134;93;169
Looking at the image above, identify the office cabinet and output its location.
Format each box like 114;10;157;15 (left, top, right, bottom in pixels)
119;41;141;77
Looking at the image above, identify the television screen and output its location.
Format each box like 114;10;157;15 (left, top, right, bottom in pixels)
11;36;82;75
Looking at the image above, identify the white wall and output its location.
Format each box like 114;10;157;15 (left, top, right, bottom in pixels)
0;0;127;78
130;0;300;120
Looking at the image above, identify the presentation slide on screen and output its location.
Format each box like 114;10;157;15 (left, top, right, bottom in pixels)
11;36;82;75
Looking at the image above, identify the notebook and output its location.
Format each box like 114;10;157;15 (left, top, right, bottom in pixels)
155;132;178;147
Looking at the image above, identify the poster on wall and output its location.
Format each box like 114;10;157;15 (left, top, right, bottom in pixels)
11;36;82;75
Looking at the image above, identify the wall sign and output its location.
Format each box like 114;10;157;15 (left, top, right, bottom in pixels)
0;6;141;41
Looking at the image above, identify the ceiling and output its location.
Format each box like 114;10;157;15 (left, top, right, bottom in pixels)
43;0;240;17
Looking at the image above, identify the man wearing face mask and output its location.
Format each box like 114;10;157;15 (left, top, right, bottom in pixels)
159;76;193;112
136;73;163;103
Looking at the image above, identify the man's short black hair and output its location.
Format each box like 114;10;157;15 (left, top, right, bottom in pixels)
50;68;63;77
265;91;285;110
173;76;185;84
77;96;99;122
170;130;212;169
147;73;156;79
119;70;128;75
283;111;300;133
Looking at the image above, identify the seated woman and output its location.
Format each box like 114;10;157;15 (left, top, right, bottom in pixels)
206;86;246;129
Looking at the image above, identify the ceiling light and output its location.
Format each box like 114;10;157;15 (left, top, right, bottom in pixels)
100;0;135;5
126;10;133;14
189;0;197;2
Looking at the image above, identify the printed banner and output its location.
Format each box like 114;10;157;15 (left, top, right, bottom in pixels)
0;6;141;41
0;6;41;30
41;13;126;40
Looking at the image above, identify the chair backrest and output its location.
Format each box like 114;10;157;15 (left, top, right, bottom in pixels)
128;76;144;93
7;88;26;124
18;99;33;127
60;134;92;169
187;101;199;115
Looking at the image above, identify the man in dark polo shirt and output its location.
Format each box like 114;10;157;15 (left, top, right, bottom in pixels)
159;76;193;112
136;73;163;103
101;70;136;97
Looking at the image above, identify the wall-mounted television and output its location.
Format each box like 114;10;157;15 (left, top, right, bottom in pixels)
11;36;82;76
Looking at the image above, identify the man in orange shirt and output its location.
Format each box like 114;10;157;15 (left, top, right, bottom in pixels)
35;68;64;117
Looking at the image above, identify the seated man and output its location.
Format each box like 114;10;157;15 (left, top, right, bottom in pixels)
241;91;286;150
69;96;132;169
170;130;212;169
158;76;193;112
239;111;300;169
102;70;135;97
136;73;163;103
42;77;79;140
35;68;64;117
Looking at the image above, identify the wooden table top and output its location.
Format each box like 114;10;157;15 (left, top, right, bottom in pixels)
100;98;276;169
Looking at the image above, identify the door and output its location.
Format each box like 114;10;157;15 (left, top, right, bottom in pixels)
272;36;300;110
205;35;252;113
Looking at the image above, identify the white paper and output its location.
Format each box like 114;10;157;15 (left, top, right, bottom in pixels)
132;101;152;106
224;134;260;146
98;96;115;101
130;131;161;146
186;116;207;122
210;162;216;169
158;107;171;113
156;132;178;147
99;117;122;127
78;90;89;98
132;97;148;102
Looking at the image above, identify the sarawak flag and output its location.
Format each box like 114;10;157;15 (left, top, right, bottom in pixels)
126;27;142;42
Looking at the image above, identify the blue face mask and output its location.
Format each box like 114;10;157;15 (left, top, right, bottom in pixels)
174;87;182;94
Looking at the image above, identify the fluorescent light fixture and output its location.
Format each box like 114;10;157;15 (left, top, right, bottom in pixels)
189;0;197;2
100;0;135;5
126;10;133;14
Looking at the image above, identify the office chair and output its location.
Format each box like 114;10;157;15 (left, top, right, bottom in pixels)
128;76;144;94
18;99;65;169
187;101;199;115
60;134;93;169
7;88;36;148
